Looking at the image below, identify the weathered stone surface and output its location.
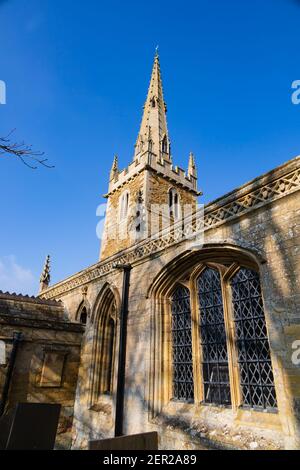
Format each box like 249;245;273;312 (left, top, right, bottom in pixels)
3;54;300;451
0;292;84;449
36;154;300;450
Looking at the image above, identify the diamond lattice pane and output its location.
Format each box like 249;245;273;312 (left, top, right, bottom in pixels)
171;285;194;402
231;268;277;410
197;268;231;406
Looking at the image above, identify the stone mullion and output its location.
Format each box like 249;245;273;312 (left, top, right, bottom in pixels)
222;270;242;410
164;298;173;404
189;264;208;404
149;297;159;419
189;275;203;404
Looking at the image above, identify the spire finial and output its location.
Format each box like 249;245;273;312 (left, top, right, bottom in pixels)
155;45;159;58
39;255;51;293
110;154;119;180
112;154;118;170
188;152;197;179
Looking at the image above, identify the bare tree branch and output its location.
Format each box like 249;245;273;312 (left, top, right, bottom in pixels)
0;130;54;169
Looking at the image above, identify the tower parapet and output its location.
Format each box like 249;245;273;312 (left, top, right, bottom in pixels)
105;150;198;198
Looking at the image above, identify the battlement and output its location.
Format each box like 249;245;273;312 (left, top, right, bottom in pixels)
106;150;198;196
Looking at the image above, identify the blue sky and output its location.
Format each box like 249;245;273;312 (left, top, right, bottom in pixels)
0;0;299;295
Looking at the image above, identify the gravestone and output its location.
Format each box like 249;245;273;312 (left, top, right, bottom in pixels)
89;431;158;450
0;402;61;450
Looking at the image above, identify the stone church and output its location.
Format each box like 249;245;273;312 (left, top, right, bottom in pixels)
1;53;300;450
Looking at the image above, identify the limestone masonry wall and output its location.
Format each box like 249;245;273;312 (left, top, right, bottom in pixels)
38;156;300;450
0;294;84;449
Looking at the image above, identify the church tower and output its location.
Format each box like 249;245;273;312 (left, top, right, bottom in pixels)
100;52;200;260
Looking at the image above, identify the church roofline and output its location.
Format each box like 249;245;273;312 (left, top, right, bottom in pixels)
40;154;300;301
0;290;62;306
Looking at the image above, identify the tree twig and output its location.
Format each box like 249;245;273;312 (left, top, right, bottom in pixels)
0;129;54;169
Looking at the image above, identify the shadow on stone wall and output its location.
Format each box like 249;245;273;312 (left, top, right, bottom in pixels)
67;169;300;450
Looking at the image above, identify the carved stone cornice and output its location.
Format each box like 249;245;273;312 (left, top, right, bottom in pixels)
40;156;300;301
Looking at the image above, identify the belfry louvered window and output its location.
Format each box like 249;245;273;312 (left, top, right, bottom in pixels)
171;285;194;402
230;268;277;410
169;188;180;221
120;191;129;220
197;268;231;405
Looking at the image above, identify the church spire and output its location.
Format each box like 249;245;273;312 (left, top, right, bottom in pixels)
134;50;171;162
39;255;51;293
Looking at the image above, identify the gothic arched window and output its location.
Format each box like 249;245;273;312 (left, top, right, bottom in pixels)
89;288;117;409
169;188;180;221
230;268;277;410
102;316;115;394
162;135;168;153
77;303;89;325
197;268;231;405
80;307;87;325
120;191;129;220
151;254;279;418
171;285;194;402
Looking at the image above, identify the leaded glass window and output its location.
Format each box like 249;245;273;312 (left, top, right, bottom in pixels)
230;268;277;410
171;285;194;402
197;268;231;405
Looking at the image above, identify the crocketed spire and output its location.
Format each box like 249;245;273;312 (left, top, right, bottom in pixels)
39;255;51;293
134;51;171;162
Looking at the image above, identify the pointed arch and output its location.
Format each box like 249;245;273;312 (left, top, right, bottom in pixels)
147;243;265;299
119;190;130;220
75;299;91;324
162;134;168;154
168;187;180;221
147;243;272;418
89;283;121;408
